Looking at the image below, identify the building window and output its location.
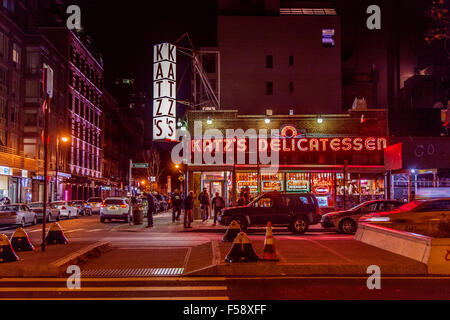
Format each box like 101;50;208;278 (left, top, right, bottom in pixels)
322;29;336;48
289;81;294;93
26;47;40;74
25;80;39;100
0;31;8;60
266;81;273;95
266;55;273;69
289;56;294;66
12;43;21;70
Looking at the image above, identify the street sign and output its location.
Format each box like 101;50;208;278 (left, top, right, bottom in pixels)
132;163;149;168
178;175;184;182
150;176;156;182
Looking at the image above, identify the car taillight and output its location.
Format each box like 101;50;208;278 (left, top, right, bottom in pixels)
62;206;66;210
10;212;17;216
77;206;81;208
101;204;107;207
120;204;127;208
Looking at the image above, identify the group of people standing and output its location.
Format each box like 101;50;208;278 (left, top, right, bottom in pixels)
170;189;226;228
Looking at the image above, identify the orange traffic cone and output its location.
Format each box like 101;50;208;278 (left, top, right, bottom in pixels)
262;221;278;261
222;220;241;242
10;227;35;252
45;222;69;245
0;234;19;263
225;232;259;263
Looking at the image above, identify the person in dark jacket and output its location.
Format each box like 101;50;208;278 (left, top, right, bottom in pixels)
184;191;194;228
146;192;155;228
198;188;211;222
172;190;183;223
211;192;225;226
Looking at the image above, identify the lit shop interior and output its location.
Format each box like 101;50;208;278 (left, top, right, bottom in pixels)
198;170;385;214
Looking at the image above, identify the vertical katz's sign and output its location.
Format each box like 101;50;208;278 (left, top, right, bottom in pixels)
153;43;176;141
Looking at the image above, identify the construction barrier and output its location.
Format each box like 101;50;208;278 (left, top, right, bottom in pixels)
222;220;241;242
10;227;35;252
262;221;278;261
0;234;19;263
225;232;259;263
45;222;69;245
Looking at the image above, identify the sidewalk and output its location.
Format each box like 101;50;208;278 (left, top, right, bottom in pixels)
0;241;110;277
187;238;428;276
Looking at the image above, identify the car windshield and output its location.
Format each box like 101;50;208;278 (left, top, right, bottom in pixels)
104;199;124;205
0;205;19;211
88;198;102;203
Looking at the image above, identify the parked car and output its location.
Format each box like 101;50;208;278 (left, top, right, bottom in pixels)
27;202;61;222
0;204;37;227
70;200;93;216
52;201;78;219
320;200;404;234
87;197;103;214
100;197;132;223
217;191;319;234
360;198;450;235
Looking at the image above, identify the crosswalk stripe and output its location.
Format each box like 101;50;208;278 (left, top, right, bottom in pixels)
0;277;227;282
86;229;102;233
0;286;228;292
64;228;85;233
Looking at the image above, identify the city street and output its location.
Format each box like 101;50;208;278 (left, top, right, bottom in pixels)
1;210;449;299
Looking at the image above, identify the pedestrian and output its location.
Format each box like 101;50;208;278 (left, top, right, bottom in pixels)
211;192;225;226
184;191;194;228
146;192;155;228
198;188;211;222
237;191;245;206
172;189;183;223
244;186;250;204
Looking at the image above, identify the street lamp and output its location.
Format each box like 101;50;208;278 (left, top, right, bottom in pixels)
55;136;69;201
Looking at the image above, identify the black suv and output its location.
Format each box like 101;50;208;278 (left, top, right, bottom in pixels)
217;191;320;234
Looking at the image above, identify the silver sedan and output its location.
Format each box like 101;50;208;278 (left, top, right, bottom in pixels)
0;204;37;227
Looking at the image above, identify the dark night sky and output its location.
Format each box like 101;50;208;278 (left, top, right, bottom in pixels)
63;0;217;94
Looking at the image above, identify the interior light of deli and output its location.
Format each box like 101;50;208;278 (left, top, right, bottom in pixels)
191;137;387;153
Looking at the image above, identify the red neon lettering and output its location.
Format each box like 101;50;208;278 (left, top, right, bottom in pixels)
365;137;376;151
310;138;319;152
320;139;329;151
377;138;387;150
297;139;308;151
282;139;291;152
224;139;234;152
330;138;341;151
342;138;352;151
353;138;363;151
203;139;213;152
192;139;202;152
237;139;247;152
259;139;268;152
270;139;281;152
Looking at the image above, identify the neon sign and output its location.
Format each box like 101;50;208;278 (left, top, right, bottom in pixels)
191;137;387;153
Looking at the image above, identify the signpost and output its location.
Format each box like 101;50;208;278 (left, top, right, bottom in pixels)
153;42;177;141
132;163;149;169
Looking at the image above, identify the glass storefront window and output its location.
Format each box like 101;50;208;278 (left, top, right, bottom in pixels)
260;172;284;192
286;172;310;192
311;173;335;208
236;172;258;198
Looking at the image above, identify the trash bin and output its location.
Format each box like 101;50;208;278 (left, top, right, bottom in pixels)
132;204;144;225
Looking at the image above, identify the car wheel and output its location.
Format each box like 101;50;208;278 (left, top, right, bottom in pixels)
231;216;247;232
340;219;357;234
290;216;309;234
100;217;106;223
32;215;37;225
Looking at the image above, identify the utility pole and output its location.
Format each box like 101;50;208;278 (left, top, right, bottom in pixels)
42;65;53;252
129;159;132;197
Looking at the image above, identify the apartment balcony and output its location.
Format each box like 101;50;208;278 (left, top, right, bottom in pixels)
0;146;43;172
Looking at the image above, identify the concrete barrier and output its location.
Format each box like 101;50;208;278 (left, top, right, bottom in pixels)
355;223;450;275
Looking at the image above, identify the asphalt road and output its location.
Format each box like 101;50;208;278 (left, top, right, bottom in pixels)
0;276;449;300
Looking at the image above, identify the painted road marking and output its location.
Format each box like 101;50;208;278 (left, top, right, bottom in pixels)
85;229;103;233
0;277;227;281
64;228;85;233
2;297;229;300
0;286;228;292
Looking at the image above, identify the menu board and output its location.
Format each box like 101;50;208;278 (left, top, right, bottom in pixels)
261;181;284;192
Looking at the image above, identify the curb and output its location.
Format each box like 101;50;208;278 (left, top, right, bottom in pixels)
49;241;111;276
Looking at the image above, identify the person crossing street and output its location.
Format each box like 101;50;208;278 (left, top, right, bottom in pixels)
171;189;183;223
198;188;211;222
211;192;225;226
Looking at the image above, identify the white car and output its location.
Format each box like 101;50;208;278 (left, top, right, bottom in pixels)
87;197;103;214
52;201;78;219
100;197;132;223
0;204;37;227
